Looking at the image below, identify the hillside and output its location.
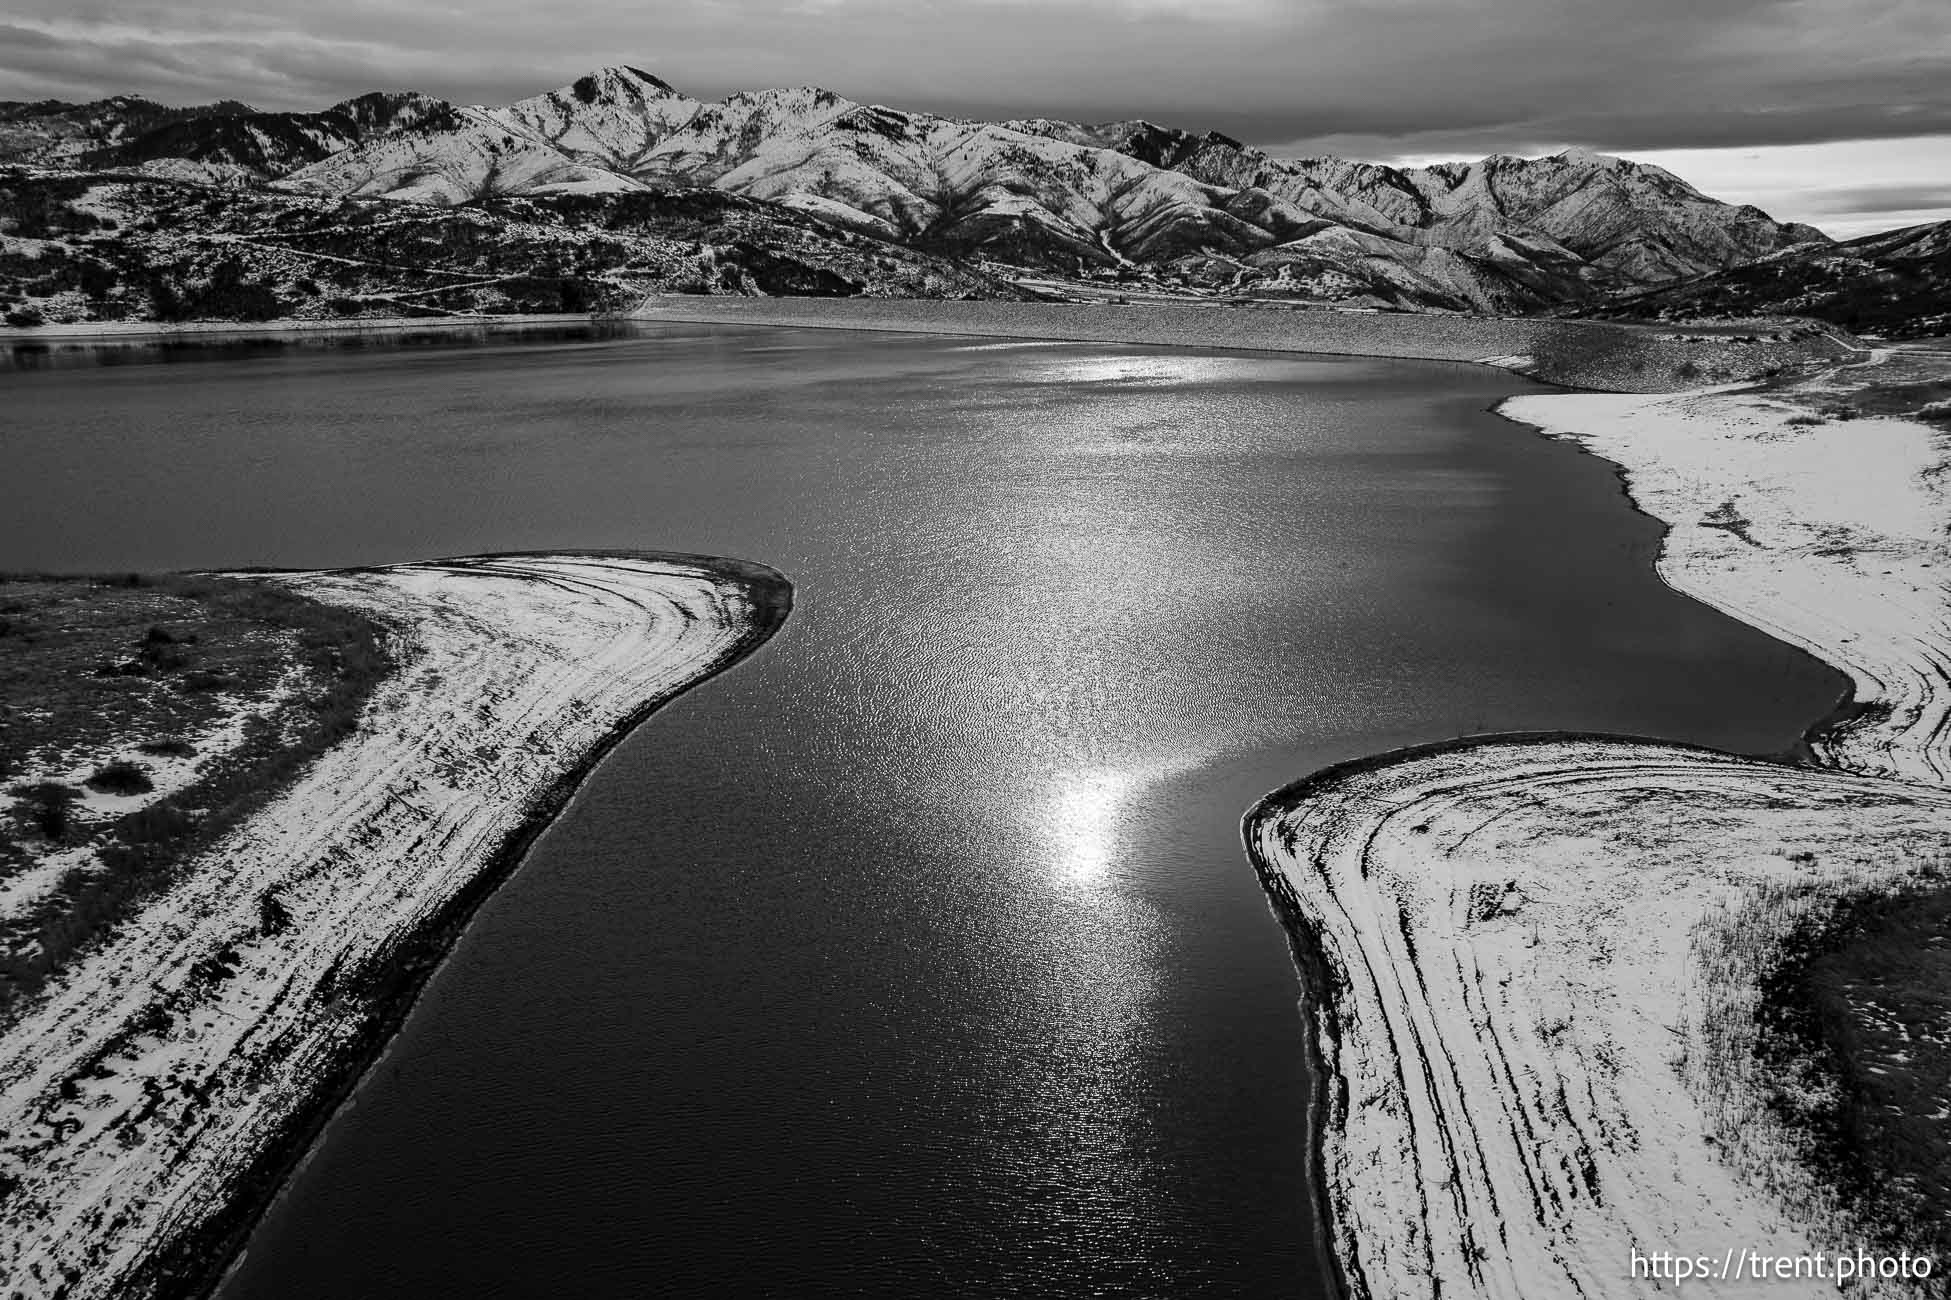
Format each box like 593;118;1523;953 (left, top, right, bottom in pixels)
0;66;1846;321
0;97;253;166
77;92;460;182
1591;219;1951;338
0;168;1017;328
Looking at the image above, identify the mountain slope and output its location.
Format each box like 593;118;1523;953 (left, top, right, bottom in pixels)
1014;119;1826;282
1593;219;1951;338
75;92;460;181
478;66;702;173
0;97;254;165
0;167;1019;326
284;118;652;204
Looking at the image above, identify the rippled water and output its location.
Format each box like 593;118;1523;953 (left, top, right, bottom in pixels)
0;326;1844;1296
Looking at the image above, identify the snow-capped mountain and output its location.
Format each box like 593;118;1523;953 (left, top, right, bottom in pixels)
1010;119;1827;287
283;74;1314;274
5;67;1837;314
263;67;1824;310
480;67;700;174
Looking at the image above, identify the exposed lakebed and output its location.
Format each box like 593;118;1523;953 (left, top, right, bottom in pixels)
0;324;1844;1295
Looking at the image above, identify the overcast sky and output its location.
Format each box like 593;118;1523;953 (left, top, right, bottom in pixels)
5;0;1948;236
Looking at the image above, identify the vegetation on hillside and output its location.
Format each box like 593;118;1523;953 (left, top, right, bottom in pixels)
0;169;1021;327
1691;853;1951;1287
1595;222;1951;340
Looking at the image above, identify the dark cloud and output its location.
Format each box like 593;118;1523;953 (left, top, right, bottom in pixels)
2;0;1948;163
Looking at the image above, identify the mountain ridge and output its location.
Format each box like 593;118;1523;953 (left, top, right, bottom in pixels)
275;68;1829;311
2;65;1908;330
1;67;1829;312
0;96;255;167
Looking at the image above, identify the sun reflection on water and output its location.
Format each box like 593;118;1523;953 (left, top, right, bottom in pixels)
1038;355;1226;387
1049;770;1135;885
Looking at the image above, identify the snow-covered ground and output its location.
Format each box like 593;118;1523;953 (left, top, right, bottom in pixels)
0;553;783;1298
1250;374;1951;1297
1507;385;1951;783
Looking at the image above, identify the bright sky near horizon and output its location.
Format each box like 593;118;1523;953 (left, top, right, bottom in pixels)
5;0;1948;237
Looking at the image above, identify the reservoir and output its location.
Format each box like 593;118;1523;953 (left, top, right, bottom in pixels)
0;324;1844;1296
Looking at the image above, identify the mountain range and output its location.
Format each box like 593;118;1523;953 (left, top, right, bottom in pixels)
3;65;1938;331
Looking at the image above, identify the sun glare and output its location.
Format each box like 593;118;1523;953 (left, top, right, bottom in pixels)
1049;770;1135;884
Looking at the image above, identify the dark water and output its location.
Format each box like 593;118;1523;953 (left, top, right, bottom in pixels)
0;327;1843;1297
0;321;637;374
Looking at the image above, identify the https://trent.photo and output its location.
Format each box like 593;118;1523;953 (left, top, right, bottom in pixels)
2;0;1950;1296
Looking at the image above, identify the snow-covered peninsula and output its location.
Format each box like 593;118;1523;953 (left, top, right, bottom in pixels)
0;553;788;1298
1249;366;1951;1297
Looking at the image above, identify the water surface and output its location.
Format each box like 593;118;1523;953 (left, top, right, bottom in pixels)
0;327;1844;1296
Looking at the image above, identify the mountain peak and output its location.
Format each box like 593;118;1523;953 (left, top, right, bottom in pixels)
1553;145;1624;168
567;65;682;105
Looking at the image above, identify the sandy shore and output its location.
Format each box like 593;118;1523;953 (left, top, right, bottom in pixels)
1248;375;1951;1296
0;552;789;1299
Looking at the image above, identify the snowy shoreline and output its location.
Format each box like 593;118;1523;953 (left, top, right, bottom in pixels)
1248;380;1951;1297
0;552;790;1299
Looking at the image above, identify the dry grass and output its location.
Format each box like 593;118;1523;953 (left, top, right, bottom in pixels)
1771;348;1951;425
1687;869;1852;1232
0;573;390;1011
0;576;271;784
1689;848;1951;1295
1779;868;1951;1275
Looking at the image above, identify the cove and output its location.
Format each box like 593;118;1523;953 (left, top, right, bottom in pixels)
0;324;1844;1296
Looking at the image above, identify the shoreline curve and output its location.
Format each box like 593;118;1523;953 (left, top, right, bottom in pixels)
5;298;1856;395
1246;377;1951;1297
0;551;792;1300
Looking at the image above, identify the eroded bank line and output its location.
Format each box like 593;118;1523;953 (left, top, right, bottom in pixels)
1247;377;1951;1298
0;552;790;1299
